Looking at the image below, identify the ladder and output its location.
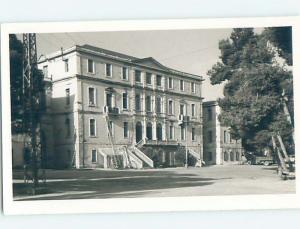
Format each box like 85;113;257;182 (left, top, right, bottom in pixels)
104;115;119;168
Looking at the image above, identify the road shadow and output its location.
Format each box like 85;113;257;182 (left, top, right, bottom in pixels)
13;169;231;200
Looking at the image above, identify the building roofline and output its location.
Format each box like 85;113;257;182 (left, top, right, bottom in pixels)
38;44;204;81
203;100;219;107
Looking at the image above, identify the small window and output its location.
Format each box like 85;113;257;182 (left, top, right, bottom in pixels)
105;63;112;77
169;125;174;140
156;75;162;87
146;95;152;112
87;59;94;73
224;130;227;143
146;72;152;84
88;87;96;106
122;67;128;80
180;80;184;91
135;94;141;111
64;59;69;72
192;128;196;141
208;130;213;143
122;93;128;110
168;100;173;115
156;97;162;113
191;82;196;93
43;65;48;78
65;118;71;137
89;119;96;137
92;149;97;163
135;70;141;83
180;104;185;115
181;125;186;140
191;104;196;117
168;77;173;89
208;108;213;121
123;122;129;138
65;88;70;105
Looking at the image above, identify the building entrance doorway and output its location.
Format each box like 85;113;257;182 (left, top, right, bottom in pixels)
156;123;163;141
136;122;143;143
146;123;152;140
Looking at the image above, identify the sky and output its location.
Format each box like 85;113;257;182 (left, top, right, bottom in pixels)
33;29;234;101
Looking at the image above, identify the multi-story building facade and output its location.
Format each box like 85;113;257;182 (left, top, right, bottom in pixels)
202;101;243;165
37;44;204;169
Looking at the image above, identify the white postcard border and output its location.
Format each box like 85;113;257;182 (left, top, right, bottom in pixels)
1;16;300;215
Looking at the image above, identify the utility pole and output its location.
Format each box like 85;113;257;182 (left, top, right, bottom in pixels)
22;33;41;194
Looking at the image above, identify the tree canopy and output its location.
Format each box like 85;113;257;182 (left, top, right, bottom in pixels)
10;34;45;134
207;28;294;153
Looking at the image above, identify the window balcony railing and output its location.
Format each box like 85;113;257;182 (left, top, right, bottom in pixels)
103;106;119;115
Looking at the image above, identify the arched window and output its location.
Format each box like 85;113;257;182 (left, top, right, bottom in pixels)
224;151;228;161
156;123;163;141
230;151;234;161
136;122;143;143
236;152;240;161
146;122;152;140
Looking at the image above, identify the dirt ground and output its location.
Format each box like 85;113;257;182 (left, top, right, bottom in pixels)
13;164;295;201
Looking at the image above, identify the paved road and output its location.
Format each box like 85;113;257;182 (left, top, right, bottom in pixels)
13;165;295;200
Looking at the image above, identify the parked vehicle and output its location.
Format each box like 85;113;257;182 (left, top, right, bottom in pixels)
245;152;276;166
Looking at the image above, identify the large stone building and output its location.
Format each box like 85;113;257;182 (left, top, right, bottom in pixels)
36;44;204;169
202;101;243;165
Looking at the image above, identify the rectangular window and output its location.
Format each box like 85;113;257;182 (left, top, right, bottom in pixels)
191;82;196;93
65;118;71;137
208;130;213;143
89;119;96;137
146;95;152;112
169;125;174;140
122;67;128;80
192;128;196;141
122;93;128;110
180;80;184;91
43;65;48;78
224;131;227;143
191;104;196;117
180;104;185;115
156;75;162;87
168;100;173;115
64;59;69;72
87;59;94;73
123;122;129;138
208;108;213;121
106;93;113;107
92;149;97;163
168;77;173;89
146;72;152;84
105;63;112;77
88;87;96;106
181;125;186;140
135;70;141;83
65;88;70;105
156;97;162;113
135;94;141;111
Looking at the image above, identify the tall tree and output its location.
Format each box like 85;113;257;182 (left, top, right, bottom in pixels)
10;34;24;133
10;34;45;134
207;28;294;154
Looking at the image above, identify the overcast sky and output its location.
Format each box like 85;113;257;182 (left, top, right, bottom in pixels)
33;29;233;101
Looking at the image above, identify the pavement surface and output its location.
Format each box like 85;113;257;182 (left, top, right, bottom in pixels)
13;165;295;201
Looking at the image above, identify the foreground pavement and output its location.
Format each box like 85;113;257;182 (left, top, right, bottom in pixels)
13;165;295;200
